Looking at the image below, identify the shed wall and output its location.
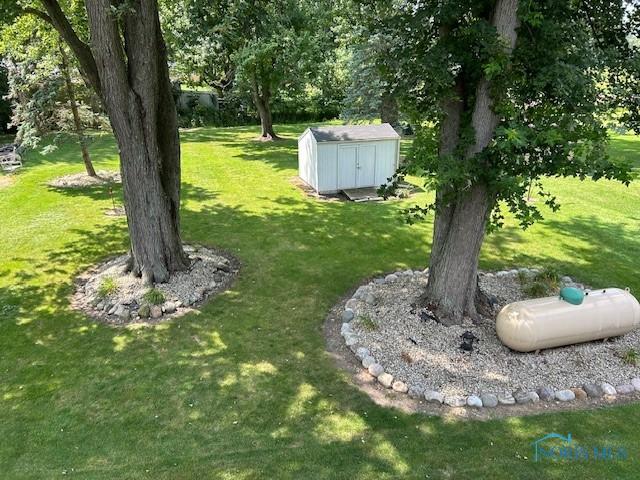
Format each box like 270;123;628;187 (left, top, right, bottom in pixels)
316;139;399;193
317;143;339;193
372;140;399;186
298;131;317;190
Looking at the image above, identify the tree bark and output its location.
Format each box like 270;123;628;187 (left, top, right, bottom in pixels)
59;45;96;177
33;0;189;283
37;0;101;92
250;77;279;140
84;0;188;284
424;0;520;325
380;91;399;128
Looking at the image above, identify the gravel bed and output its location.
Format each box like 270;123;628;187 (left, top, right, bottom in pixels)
72;245;239;324
48;170;121;188
340;269;640;407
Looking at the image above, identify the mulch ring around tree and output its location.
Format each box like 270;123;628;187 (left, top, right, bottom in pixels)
72;244;240;326
48;170;121;188
0;175;14;189
325;268;640;420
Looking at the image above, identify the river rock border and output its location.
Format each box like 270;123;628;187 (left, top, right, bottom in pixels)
340;268;640;409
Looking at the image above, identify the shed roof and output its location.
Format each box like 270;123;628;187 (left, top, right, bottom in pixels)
305;123;400;143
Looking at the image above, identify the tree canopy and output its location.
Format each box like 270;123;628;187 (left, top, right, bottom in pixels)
164;0;336;138
0;11;104;159
377;0;638;228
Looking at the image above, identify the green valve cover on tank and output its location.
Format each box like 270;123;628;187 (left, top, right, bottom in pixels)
559;286;585;305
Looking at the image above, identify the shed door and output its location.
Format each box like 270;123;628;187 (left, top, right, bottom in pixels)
356;144;376;188
337;145;357;189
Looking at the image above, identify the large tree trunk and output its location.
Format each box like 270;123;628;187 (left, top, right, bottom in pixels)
251;77;279;141
380;91;399;128
38;0;189;283
59;45;96;177
424;0;519;325
84;0;188;284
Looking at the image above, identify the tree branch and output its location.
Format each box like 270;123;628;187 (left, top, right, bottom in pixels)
37;0;102;95
22;7;53;24
580;0;605;51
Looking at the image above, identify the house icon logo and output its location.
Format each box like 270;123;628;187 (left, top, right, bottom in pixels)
531;432;629;462
531;433;572;462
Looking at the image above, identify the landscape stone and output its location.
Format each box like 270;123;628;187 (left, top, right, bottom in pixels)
344;334;358;347
163;302;176;314
368;363;384;377
632;378;640;391
150;305;163;319
497;393;516;405
353;287;369;300
342;309;355;322
466;395;483;408
392;381;408;393
513;389;532;404
407;386;424;399
362;356;376;368
138;304;150;318
555;389;576;402
345;299;358;311
355;347;370;360
583;383;603;398
570;387;587;401
444;395;466;407
424;390;444;404
365;293;376;305
537;386;555;401
340;323;352;335
601;382;617;396
384;274;399;283
378;373;394;388
215;261;231;273
615;384;635;395
480;393;498;408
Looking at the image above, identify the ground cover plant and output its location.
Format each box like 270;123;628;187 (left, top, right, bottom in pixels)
0;125;639;478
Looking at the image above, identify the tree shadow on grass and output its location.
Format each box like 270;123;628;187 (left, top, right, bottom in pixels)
482;214;640;292
2;184;640;477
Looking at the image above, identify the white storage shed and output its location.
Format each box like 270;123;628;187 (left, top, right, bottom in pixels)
298;124;401;194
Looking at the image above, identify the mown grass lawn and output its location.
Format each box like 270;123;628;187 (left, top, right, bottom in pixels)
0;124;639;479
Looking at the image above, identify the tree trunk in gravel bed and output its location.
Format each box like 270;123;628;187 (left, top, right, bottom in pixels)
39;0;189;283
424;0;519;325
